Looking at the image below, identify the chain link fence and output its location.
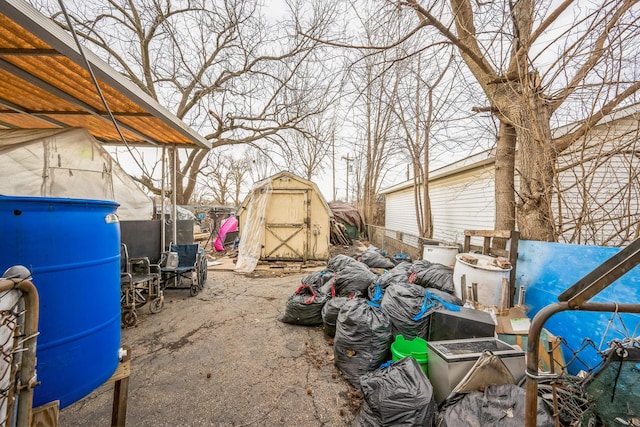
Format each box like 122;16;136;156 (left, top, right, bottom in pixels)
534;312;640;426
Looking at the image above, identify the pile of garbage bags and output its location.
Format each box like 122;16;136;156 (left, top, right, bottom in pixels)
278;249;553;426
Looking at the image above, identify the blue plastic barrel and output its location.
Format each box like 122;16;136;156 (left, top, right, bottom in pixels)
0;195;121;409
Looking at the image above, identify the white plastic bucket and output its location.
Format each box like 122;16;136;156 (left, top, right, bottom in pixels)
422;245;459;266
453;253;511;307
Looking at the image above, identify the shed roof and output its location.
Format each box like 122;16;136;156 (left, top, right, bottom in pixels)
0;0;210;148
239;171;333;215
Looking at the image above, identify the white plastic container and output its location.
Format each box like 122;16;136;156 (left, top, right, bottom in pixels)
452;253;511;306
164;252;179;270
422;245;459;266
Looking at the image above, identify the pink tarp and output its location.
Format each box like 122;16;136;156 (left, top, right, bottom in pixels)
214;216;238;251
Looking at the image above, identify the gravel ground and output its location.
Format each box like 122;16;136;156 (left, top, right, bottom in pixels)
59;269;361;426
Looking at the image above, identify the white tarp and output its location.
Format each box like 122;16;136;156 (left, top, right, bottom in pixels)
0;128;153;220
234;178;272;273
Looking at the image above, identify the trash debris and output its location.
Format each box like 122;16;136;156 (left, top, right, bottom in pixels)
332;261;378;297
278;284;329;326
410;263;456;294
321;296;351;338
353;357;437;427
360;246;396;270
380;283;462;340
333;299;392;388
438;384;554;426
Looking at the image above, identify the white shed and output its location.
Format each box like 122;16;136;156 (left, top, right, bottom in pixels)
236;171;332;270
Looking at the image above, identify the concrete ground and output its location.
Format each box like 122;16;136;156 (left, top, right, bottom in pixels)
59;268;361;426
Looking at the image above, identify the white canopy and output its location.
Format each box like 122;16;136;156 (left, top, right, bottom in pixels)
0;128;153;220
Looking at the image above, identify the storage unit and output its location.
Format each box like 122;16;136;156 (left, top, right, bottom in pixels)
428;307;495;341
0;195;121;409
426;337;525;403
452;253;511;306
237;171;333;262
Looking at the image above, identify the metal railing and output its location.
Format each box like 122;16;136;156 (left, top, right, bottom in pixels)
525;238;640;426
0;278;39;427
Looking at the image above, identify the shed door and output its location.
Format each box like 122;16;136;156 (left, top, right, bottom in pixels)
264;190;310;261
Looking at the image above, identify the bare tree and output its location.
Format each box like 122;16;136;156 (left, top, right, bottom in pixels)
200;151;234;205
554;111;640;245
38;0;343;204
393;0;640;241
345;8;408;225
392;49;459;238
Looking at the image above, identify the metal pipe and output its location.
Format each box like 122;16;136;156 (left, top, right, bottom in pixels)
547;340;560;427
525;301;640;427
518;285;525;306
161;143;166;252
0;279;39;427
172;144;177;244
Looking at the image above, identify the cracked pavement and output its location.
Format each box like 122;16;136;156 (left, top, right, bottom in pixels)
58;270;358;426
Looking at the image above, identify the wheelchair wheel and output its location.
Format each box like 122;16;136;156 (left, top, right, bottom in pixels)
122;310;137;327
149;297;163;314
190;285;199;297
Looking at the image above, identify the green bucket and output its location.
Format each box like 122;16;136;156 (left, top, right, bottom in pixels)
391;335;428;375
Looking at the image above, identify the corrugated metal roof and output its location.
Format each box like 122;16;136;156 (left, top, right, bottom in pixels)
0;0;211;148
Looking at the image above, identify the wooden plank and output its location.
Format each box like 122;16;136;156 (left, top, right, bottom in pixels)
31;401;59;427
111;376;129;427
464;230;512;238
106;359;131;384
110;346;131;427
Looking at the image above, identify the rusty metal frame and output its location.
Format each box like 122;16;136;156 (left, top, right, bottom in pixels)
0;278;39;427
525;238;640;426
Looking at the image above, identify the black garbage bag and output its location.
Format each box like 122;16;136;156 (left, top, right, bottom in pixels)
381;283;462;339
392;253;412;265
410;259;433;273
334;299;392;388
380;283;433;339
411;263;456;293
377;262;412;289
301;270;334;289
278;284;328;326
439;384;554;426
353;357;438;427
327;254;360;272
360;247;396;270
321;296;351;337
334;263;378;297
317;274;336;296
424;287;463;306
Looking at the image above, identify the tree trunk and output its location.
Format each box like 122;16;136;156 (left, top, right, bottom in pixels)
512;96;556;241
495;121;516;232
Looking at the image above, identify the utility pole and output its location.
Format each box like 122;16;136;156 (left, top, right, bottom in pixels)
341;154;352;203
332;132;336;201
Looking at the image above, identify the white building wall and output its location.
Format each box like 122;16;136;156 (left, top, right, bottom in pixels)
384;164;495;246
385;187;419;236
554;118;640;246
430;164;496;244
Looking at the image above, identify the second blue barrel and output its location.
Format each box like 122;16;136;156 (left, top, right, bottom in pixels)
0;195;121;409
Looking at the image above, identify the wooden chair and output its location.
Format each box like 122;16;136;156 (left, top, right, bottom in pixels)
462;230;520;306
